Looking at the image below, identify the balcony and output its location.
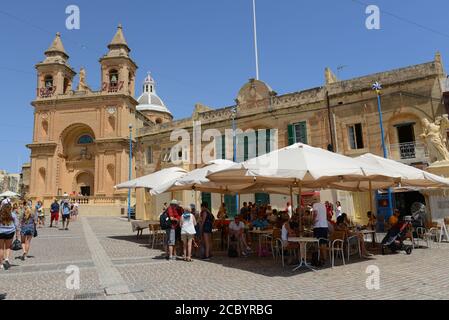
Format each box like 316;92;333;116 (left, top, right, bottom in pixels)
389;142;429;164
37;86;56;98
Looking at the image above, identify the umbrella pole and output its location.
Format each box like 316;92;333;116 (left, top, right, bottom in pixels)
289;186;293;210
298;184;302;234
369;181;373;213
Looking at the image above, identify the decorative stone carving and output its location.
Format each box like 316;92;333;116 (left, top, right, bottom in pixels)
76;67;91;92
421;115;449;165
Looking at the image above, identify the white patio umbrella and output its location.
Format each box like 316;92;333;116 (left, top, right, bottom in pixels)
207;143;401;189
0;191;20;198
355;153;449;189
207;143;402;222
115;167;188;190
150;159;292;196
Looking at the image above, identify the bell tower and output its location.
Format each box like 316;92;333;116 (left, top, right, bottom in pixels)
99;24;137;97
35;32;76;98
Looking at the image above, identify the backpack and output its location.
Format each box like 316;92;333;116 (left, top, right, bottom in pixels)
160;209;171;230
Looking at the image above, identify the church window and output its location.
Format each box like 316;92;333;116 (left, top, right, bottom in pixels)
44;75;54;88
77;134;94;145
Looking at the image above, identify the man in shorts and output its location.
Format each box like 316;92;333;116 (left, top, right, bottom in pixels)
61;201;71;231
49;199;60;228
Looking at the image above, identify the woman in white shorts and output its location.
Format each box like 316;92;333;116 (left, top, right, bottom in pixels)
180;208;197;262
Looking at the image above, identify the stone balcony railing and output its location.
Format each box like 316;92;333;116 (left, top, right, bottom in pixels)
389;142;429;164
56;195;127;206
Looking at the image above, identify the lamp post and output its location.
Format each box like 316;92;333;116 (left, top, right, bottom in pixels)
231;106;239;216
128;123;133;222
372;82;394;222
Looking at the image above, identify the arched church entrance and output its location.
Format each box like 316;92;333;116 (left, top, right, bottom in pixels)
59;123;96;197
75;171;94;196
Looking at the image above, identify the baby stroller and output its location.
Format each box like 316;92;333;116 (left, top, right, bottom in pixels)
381;221;413;255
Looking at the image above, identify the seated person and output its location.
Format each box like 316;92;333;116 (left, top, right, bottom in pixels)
366;211;377;230
267;208;278;224
252;214;269;229
388;209;401;228
281;216;300;264
228;215;251;255
334;215;372;258
217;203;228;220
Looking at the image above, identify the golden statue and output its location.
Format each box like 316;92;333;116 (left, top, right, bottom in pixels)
421;115;449;164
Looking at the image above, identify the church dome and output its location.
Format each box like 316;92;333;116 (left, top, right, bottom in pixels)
136;73;172;116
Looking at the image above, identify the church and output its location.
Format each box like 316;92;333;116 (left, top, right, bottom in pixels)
26;25;158;215
26;25;449;223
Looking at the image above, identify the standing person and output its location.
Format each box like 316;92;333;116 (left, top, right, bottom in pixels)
61;201;71;230
200;202;214;260
49;200;60;228
335;201;342;218
325;201;334;221
240;202;249;221
20;207;37;261
1;197;11;209
180;207;197;262
286;202;293;218
71;202;79;222
36;201;44;228
0;204;19;270
166;200;181;260
312;202;329;265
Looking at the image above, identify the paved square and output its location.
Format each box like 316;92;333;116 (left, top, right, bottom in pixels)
1;217;448;300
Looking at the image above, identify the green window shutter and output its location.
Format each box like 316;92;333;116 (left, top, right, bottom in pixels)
266;129;271;153
201;192;212;208
224;194;237;218
244;136;249;161
298;122;308;144
255;193;270;205
222;135;226;159
287;124;295;145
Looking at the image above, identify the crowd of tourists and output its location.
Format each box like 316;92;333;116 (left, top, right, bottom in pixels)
0;196;79;271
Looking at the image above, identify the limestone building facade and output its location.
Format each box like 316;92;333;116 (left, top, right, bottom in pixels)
135;53;449;223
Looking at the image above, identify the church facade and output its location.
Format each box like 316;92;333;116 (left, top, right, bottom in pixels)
26;26;153;214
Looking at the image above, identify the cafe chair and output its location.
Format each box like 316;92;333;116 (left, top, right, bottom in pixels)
330;231;346;268
346;234;361;262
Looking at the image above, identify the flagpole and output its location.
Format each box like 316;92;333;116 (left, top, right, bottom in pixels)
252;0;260;80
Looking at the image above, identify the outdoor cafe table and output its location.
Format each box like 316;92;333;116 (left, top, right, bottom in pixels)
356;229;377;248
287;237;320;272
248;229;273;257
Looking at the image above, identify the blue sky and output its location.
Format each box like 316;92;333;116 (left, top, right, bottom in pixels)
1;0;449;173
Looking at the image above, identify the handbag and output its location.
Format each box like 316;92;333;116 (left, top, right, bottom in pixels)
33;228;38;238
11;239;22;251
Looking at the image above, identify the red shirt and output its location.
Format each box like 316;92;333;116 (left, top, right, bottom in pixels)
167;205;181;229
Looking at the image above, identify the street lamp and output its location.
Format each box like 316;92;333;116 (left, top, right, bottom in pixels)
372;82;394;224
128;123;133;222
231;106;239;216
